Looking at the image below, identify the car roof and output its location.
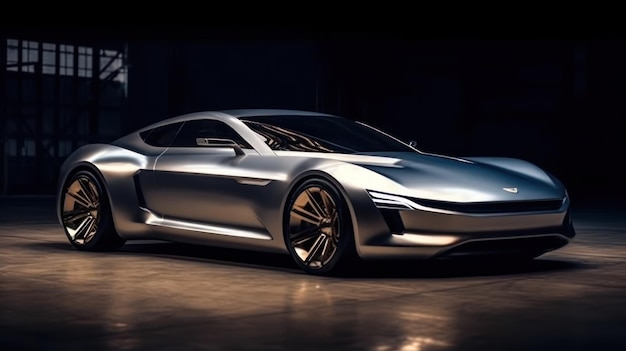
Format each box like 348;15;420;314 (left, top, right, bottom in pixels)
221;109;337;118
137;109;339;133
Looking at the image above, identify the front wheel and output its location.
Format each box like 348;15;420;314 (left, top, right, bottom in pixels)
60;170;125;251
283;178;356;275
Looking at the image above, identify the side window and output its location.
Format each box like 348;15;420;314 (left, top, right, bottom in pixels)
140;122;184;147
171;119;252;148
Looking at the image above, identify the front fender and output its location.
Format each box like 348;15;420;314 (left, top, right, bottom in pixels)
57;144;153;239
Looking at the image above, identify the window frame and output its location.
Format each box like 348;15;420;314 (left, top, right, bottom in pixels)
169;119;253;149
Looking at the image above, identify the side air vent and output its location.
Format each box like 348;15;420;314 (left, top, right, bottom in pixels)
380;209;405;234
133;172;147;208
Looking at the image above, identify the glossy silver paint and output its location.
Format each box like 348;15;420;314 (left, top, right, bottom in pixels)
57;109;575;261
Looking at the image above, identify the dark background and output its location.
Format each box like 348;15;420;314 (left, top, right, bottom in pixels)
1;24;624;205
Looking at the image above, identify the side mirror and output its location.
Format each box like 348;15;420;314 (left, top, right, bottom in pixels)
408;140;417;148
196;138;245;156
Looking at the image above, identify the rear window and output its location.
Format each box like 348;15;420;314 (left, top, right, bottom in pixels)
140;122;184;147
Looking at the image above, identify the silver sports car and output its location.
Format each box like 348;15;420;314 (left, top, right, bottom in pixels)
57;109;575;275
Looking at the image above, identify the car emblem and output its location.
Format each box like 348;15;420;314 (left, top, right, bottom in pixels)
503;187;518;194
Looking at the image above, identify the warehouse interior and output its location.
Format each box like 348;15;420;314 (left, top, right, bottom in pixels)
1;25;626;351
2;26;625;201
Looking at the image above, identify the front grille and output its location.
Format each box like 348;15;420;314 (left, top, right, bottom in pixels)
412;198;564;214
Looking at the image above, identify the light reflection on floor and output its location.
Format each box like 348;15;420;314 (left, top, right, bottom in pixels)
1;197;625;350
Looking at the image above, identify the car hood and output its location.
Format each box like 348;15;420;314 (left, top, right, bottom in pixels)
346;151;565;202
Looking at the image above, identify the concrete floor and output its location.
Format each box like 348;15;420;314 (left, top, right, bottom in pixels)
1;196;625;351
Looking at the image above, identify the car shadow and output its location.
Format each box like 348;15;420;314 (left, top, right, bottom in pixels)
336;256;588;278
119;241;300;272
28;240;589;279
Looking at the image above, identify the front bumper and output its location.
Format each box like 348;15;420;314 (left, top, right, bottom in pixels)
354;192;574;260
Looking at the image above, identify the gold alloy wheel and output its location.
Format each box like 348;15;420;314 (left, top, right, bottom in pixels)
62;175;101;245
288;185;340;269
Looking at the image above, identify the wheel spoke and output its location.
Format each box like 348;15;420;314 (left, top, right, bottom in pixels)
304;234;328;265
84;222;98;243
78;177;99;205
67;188;92;209
291;204;322;225
309;235;331;265
305;188;326;218
290;227;320;246
332;211;340;242
78;178;98;206
319;190;334;217
62;208;91;225
332;210;339;225
72;216;95;242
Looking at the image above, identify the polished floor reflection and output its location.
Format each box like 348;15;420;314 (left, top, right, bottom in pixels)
1;196;625;350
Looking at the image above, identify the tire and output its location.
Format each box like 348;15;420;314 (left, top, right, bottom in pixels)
283;178;356;275
60;170;125;251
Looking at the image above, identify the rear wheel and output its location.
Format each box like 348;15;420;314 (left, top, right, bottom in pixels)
284;178;356;275
60;170;125;251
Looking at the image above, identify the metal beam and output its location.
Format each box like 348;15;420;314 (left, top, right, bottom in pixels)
101;65;123;82
54;43;60;159
99;50;120;76
89;46;100;141
35;42;44;193
1;36;7;194
71;44;79;151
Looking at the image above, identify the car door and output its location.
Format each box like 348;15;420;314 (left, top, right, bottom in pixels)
147;118;269;232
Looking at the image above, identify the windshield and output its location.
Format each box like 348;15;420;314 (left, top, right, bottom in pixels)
240;115;415;153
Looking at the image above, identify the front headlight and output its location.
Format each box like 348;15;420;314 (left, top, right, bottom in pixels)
366;190;420;210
